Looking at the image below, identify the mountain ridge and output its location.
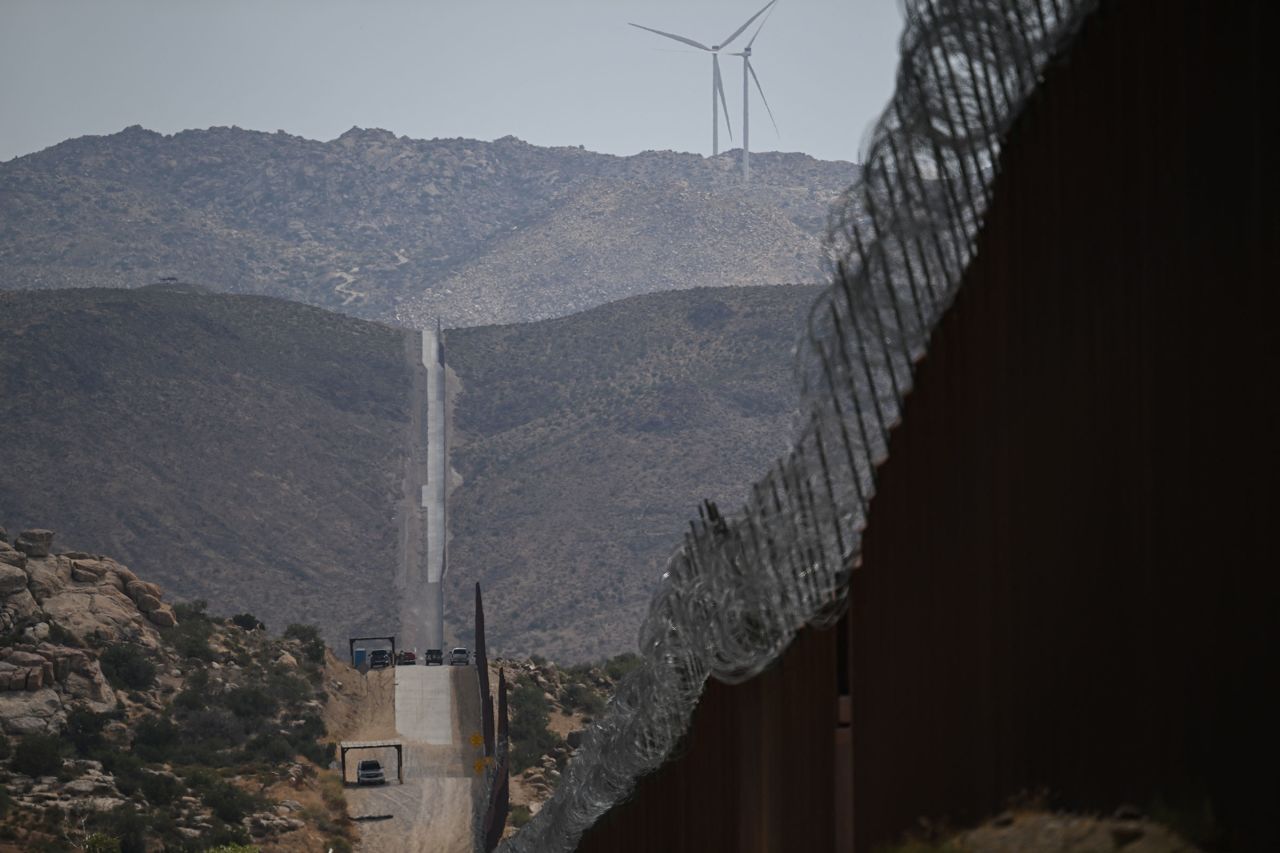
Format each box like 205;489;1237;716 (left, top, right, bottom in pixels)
0;125;854;326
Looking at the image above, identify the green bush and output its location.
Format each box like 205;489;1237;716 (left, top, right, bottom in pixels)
202;779;256;824
81;833;121;853
604;652;642;682
64;705;111;756
132;715;179;763
96;752;144;797
99;643;156;690
224;685;277;721
510;803;532;828
283;623;326;664
230;613;264;631
139;771;181;806
11;733;65;777
0;786;11;819
508;683;562;773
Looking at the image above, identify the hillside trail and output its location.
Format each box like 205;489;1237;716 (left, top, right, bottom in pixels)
345;666;485;852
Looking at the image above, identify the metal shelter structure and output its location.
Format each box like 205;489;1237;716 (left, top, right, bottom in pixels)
339;740;404;785
347;636;396;666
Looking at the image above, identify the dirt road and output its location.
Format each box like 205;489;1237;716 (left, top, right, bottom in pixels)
346;665;485;852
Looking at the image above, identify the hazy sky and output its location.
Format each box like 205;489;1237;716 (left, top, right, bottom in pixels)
0;1;904;164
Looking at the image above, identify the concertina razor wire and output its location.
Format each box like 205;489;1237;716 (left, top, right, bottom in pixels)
493;1;1098;850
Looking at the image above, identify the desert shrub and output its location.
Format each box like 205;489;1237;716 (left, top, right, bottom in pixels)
81;834;120;853
604;652;642;682
96;751;144;796
265;672;311;705
283;623;325;664
252;734;294;764
207;846;261;853
173;599;209;622
98;643;155;690
64;705;112;756
0;787;11;819
510;804;532;828
201;780;256;823
139;771;181;806
224;685;277;721
508;683;562;773
560;682;604;716
11;732;65;777
0;736;10;759
173;686;205;711
94;805;148;853
230;613;264;631
132;715;180;763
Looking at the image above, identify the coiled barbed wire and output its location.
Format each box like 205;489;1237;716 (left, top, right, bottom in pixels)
493;2;1097;850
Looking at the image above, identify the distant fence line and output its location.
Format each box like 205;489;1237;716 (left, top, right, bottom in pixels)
498;1;1096;851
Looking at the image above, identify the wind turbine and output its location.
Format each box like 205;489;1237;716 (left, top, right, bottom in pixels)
630;0;777;157
730;5;781;183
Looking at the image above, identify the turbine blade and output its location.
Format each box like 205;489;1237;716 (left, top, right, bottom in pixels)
746;0;780;48
720;0;776;49
747;59;780;138
629;23;711;51
714;56;733;141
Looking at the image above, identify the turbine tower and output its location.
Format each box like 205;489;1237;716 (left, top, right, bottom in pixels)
730;5;781;184
630;0;776;157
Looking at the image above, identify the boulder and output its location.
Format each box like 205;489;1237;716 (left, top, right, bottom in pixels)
125;580;162;603
0;561;28;594
22;558;70;602
40;588;160;648
134;593;162;613
276;652;298;669
15;529;55;558
0;687;64;734
0;587;38;634
70;559;111;583
0;541;25;569
147;606;177;628
62;666;117;712
22;621;51;643
108;562;138;584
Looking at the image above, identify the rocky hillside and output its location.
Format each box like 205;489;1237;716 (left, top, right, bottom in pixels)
445;285;821;662
0;286;410;649
0;126;853;325
0;526;355;852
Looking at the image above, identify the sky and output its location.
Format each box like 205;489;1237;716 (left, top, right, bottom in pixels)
0;0;904;164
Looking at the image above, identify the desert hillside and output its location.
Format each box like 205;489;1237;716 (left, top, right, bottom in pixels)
0;285;410;648
0;126;852;325
444;285;820;662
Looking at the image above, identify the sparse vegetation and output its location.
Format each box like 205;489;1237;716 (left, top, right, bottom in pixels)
98;643;156;690
448;285;819;662
10;733;65;778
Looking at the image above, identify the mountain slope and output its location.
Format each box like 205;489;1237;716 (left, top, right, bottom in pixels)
0;126;852;325
444;285;820;662
0;285;411;646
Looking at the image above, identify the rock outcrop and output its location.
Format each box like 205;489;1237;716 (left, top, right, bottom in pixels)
0;527;177;732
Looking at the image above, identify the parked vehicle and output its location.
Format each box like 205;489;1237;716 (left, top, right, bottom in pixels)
424;649;444;666
356;759;386;785
396;650;417;666
449;647;470;666
369;649;392;670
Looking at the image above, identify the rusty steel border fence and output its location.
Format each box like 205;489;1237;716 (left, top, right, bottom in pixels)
497;1;1099;851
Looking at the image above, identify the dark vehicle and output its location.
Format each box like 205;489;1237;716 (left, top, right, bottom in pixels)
369;649;392;670
424;649;444;666
449;647;470;666
396;650;417;666
356;759;386;785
